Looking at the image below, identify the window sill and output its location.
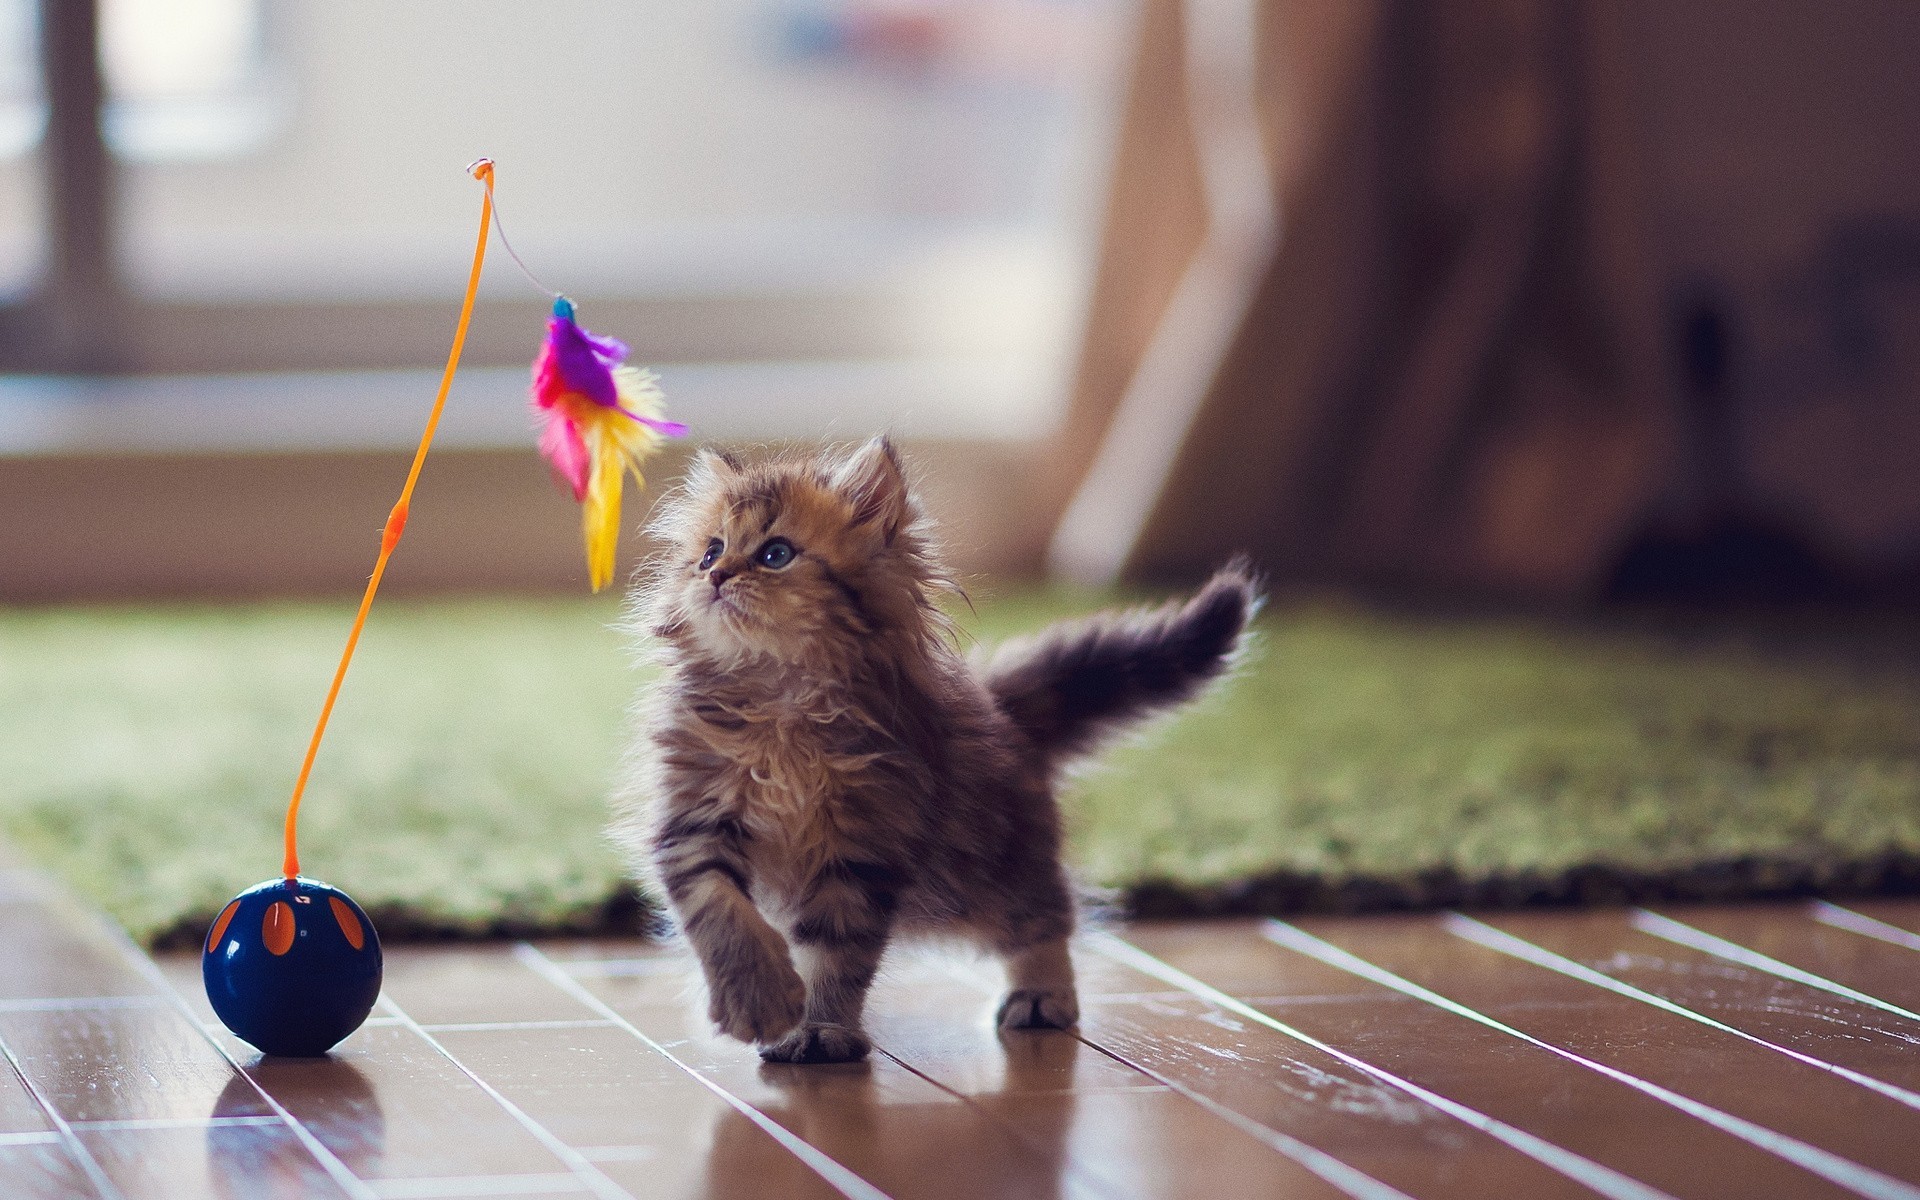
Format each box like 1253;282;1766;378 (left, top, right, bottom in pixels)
0;357;1055;458
0;362;1058;600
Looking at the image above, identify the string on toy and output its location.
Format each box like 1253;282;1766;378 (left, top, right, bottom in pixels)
281;159;496;880
475;163;561;300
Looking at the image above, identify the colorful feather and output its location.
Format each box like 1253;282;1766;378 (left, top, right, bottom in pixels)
531;297;686;591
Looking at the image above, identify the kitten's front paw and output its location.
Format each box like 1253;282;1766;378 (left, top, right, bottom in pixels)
996;988;1079;1030
759;1022;871;1064
708;956;807;1044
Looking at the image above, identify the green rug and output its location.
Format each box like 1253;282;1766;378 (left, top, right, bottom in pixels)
5;591;1920;947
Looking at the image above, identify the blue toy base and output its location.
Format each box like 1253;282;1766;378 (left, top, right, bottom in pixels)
202;876;382;1057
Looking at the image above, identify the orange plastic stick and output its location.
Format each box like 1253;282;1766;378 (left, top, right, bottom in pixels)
282;159;497;879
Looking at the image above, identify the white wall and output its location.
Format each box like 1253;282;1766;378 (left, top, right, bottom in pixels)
113;0;1126;371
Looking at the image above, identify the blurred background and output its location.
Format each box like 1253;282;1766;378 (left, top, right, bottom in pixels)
0;0;1125;597
9;0;1920;939
3;0;1920;607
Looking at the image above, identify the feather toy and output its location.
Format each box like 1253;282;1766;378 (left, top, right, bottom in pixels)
532;296;686;591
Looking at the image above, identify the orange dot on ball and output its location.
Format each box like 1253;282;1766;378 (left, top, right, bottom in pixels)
329;895;365;950
262;901;296;956
207;899;240;954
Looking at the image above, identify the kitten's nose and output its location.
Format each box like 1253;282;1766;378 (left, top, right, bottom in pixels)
709;567;735;589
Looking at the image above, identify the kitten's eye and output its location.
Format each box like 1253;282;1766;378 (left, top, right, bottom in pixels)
698;540;722;571
756;538;796;570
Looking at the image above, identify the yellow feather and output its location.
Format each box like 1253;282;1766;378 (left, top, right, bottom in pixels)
577;394;674;592
583;432;624;592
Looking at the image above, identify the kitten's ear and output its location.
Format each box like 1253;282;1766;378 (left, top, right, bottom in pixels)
831;436;908;544
685;446;742;491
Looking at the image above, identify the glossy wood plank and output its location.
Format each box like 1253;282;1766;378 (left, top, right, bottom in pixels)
1829;899;1920;950
0;1140;101;1199
0;1005;270;1124
1471;909;1920;1094
382;947;622;1028
77;1123;353;1199
1265;914;1920;1194
866;956;1161;1097
1658;903;1920;1014
1129;920;1878;1200
562;942;1111;1200
221;1023;588;1188
865;954;1349;1200
152;952;226;1029
1089;991;1605;1198
434;1022;845;1200
0;879;159;1001
1069;934;1617;1200
987;1087;1351;1200
0;1053;54;1134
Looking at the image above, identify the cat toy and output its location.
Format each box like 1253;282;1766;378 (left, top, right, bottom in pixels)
202;160;683;1056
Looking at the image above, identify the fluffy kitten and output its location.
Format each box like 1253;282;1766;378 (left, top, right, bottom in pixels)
613;437;1255;1064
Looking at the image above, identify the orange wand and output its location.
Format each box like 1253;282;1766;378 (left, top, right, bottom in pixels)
280;158;497;880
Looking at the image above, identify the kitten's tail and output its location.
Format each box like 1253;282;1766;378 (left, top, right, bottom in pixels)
982;560;1260;772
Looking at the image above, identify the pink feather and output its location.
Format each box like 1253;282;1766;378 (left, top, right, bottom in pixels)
538;412;590;500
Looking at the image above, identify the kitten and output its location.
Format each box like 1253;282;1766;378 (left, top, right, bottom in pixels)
613;437;1256;1064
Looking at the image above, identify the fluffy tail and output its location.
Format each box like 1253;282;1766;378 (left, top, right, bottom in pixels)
982;561;1259;771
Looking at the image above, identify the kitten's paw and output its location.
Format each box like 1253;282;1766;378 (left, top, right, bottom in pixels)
708;958;807;1044
759;1022;871;1064
996;988;1079;1030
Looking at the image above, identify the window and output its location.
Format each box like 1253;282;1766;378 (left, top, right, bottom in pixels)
0;0;39;295
3;0;1130;440
101;0;280;162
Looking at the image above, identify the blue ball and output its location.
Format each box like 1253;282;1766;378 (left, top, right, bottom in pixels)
202;877;382;1057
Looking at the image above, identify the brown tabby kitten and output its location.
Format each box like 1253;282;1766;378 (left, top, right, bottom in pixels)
613;438;1255;1064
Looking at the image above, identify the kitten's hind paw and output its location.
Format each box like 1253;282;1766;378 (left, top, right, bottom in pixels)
759;1022;871;1064
996;988;1079;1030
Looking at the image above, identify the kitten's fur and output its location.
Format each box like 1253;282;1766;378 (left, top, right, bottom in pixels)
613;438;1255;1064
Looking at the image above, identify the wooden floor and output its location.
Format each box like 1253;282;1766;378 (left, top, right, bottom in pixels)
6;860;1920;1197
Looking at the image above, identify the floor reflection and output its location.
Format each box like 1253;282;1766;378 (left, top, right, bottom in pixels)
700;1029;1080;1199
210;1055;384;1185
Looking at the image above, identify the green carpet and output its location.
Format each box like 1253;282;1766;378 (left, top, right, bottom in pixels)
5;592;1920;947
